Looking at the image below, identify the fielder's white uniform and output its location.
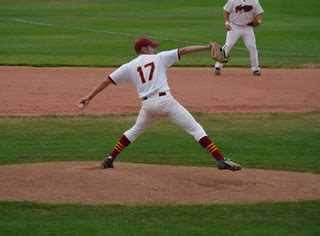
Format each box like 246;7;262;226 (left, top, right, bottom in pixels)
215;0;264;72
109;49;207;142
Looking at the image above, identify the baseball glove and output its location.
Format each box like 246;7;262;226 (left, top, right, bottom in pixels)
247;17;261;27
210;41;228;63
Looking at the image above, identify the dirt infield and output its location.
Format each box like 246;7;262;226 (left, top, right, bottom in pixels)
0;162;319;205
0;66;319;205
0;66;319;116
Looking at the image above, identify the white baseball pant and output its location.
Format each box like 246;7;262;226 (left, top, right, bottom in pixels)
124;91;207;142
215;23;260;72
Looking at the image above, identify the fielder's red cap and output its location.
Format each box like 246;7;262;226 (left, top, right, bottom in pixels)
134;38;160;53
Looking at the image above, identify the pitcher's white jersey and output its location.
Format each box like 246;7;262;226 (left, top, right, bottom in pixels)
224;0;264;26
109;49;180;99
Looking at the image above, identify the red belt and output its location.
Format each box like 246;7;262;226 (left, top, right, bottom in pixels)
142;92;166;101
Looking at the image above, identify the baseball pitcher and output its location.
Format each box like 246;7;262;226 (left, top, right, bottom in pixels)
78;38;241;171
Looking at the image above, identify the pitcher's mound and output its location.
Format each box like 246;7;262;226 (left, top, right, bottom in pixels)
0;162;319;205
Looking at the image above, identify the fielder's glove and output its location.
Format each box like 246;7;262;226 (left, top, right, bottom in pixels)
247;16;262;27
210;41;228;63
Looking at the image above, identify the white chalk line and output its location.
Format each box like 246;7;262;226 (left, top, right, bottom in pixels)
0;17;200;45
1;17;319;58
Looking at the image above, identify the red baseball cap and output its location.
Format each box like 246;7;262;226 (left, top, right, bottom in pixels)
134;38;160;53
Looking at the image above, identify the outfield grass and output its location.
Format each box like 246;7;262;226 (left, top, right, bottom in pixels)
0;201;319;235
0;0;319;67
1;112;319;173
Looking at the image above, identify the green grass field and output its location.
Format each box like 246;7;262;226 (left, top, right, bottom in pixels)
0;0;319;67
0;113;319;234
0;201;319;235
1;112;319;173
0;0;320;235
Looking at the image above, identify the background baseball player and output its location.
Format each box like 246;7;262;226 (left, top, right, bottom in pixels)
214;0;264;76
78;37;241;171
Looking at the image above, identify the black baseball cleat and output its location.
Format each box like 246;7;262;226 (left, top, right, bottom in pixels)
101;156;114;169
217;158;241;171
253;70;261;76
214;67;221;75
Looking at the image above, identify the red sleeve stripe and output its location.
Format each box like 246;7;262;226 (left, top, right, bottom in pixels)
108;76;116;85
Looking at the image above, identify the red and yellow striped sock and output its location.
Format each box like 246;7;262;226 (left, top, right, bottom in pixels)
109;135;131;160
198;136;224;161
